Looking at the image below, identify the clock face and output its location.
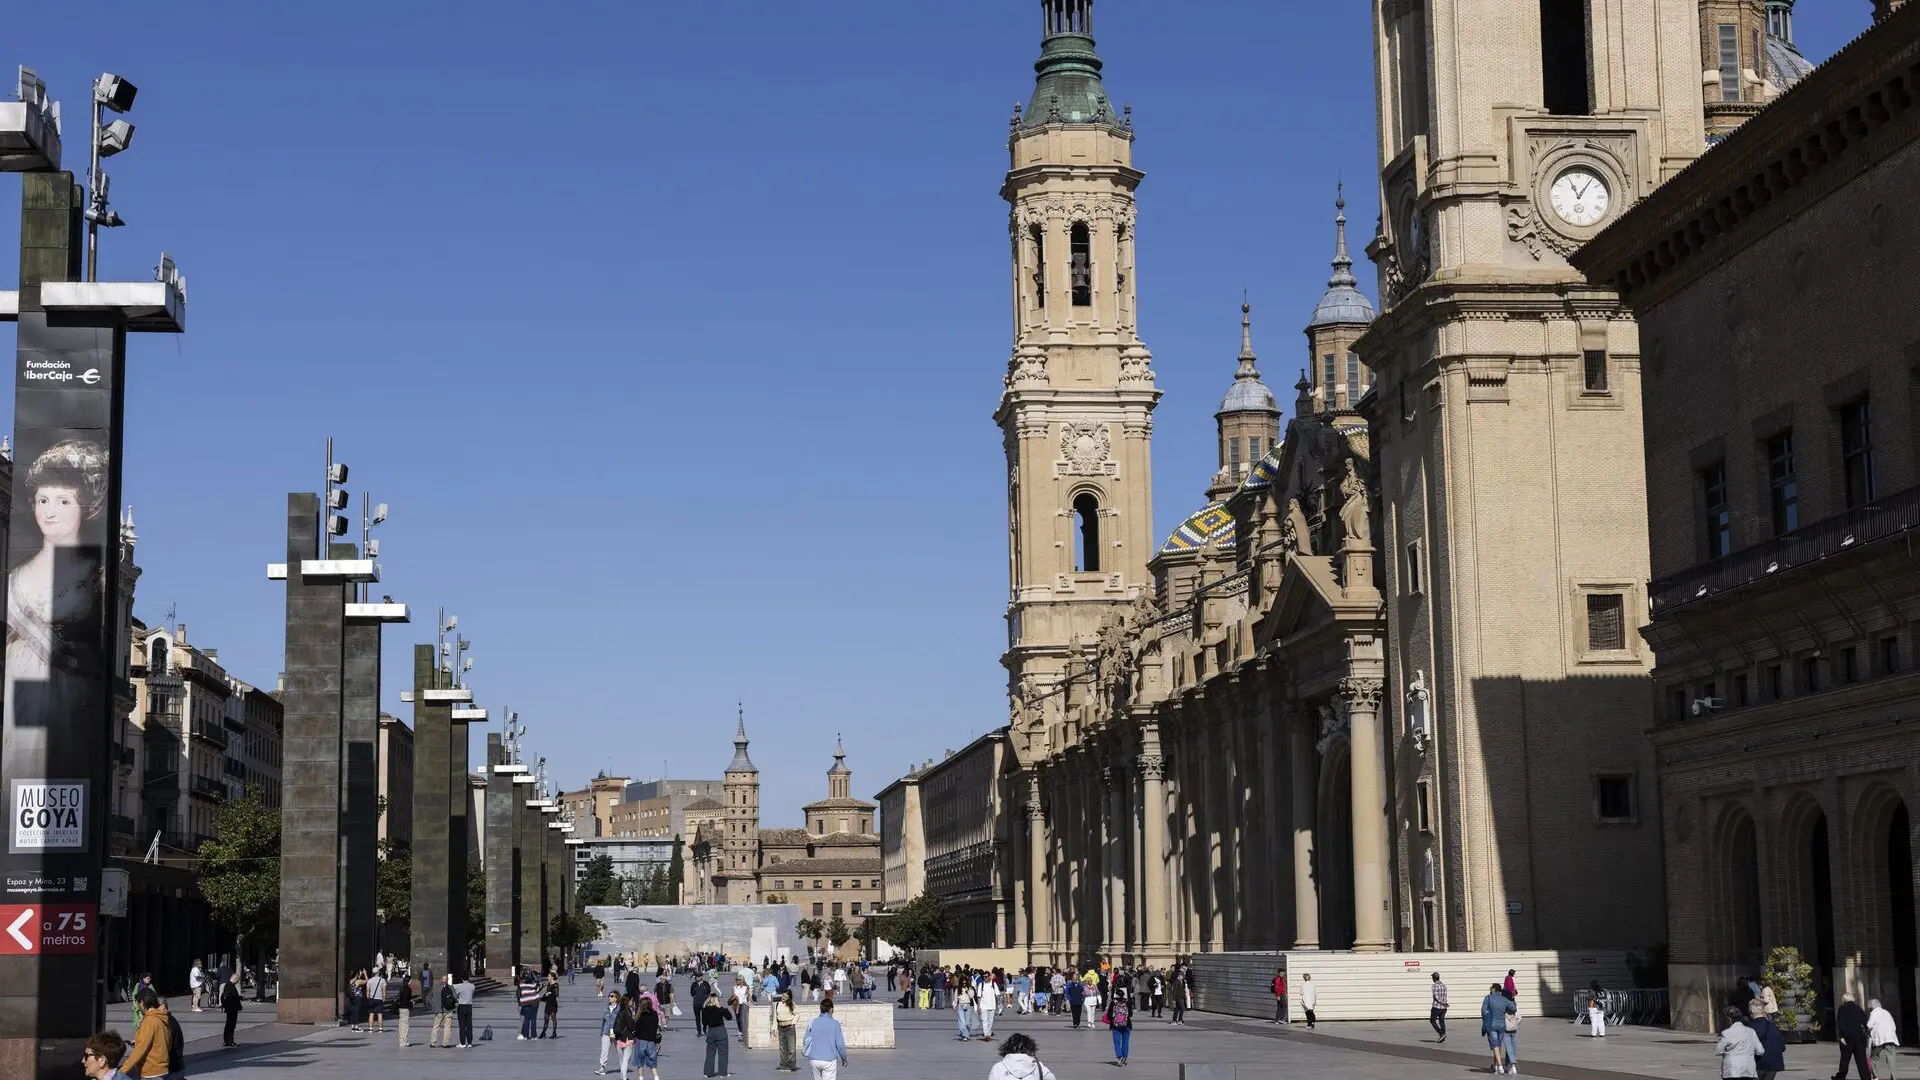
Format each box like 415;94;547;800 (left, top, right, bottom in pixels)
1549;168;1611;228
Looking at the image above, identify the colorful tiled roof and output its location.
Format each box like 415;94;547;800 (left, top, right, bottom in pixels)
1234;444;1285;498
1160;502;1236;554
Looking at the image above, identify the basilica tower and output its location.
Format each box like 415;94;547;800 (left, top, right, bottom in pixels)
1359;0;1702;952
997;0;1158;730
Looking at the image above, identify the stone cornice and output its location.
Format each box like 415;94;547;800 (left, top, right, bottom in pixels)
1573;6;1920;306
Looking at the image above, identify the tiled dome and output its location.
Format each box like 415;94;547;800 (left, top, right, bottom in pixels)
1160;502;1236;554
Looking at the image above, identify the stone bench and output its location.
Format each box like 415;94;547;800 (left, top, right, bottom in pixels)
743;1002;895;1049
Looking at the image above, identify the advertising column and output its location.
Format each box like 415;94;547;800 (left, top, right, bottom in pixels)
0;172;120;1075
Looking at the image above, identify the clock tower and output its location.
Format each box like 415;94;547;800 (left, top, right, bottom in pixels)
997;0;1158;736
1358;0;1702;951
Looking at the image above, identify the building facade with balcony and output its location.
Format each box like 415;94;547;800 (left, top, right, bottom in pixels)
1574;1;1920;1035
132;624;233;854
876;765;926;913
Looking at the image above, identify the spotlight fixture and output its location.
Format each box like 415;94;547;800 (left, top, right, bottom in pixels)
98;119;133;157
327;463;349;485
327;515;349;536
326;489;350;511
371;502;389;525
93;73;138;114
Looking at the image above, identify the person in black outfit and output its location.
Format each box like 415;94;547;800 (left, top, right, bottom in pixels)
700;994;734;1077
1834;994;1871;1080
220;970;244;1046
626;966;643;1002
654;968;675;1029
540;972;562;1038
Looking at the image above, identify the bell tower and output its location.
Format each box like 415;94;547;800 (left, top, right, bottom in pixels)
1359;0;1701;952
997;0;1158;726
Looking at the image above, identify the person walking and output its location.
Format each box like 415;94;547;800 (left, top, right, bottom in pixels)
700;993;734;1078
1148;970;1165;1019
346;968;367;1030
692;972;712;1036
609;994;638;1080
1169;968;1189;1026
979;974;1001;1041
396;970;417;1048
82;1030;127;1080
774;990;800;1072
365;967;388;1034
1300;973;1318;1030
188;960;207;1013
539;970;562;1038
1585;980;1606;1038
1481;982;1516;1075
595;961;607;996
1430;973;1449;1043
1836;993;1873;1080
1064;975;1086;1030
600;990;626;1074
1271;967;1288;1024
220;969;244;1047
631;994;664;1080
430;974;456;1048
454;970;477;1048
1718;1006;1763;1080
802;997;850;1080
1868;998;1900;1080
1107;983;1134;1067
733;975;751;1042
1749;1005;1788;1080
1504;969;1518;1000
119;993;173;1079
990;1032;1059;1080
655;968;677;1029
956;978;978;1041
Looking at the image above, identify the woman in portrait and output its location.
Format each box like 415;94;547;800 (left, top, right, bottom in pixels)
6;439;110;730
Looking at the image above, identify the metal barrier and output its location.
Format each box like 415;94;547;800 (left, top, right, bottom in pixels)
1569;988;1669;1027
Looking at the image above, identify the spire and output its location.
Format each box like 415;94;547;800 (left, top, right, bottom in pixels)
1236;296;1259;377
1329;183;1357;290
1216;296;1277;417
1308;184;1378;330
1020;1;1124;132
727;703;757;774
829;733;850;774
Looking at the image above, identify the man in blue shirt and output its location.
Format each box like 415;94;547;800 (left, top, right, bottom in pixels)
803;998;850;1080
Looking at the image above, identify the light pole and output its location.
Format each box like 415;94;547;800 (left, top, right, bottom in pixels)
85;72;137;281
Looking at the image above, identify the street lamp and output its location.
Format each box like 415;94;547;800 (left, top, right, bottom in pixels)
86;72;139;281
1406;669;1431;754
360;496;388;601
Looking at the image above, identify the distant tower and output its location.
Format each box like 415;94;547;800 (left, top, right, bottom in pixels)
827;735;852;801
722;706;760;902
1303;189;1376;414
1208;301;1280;501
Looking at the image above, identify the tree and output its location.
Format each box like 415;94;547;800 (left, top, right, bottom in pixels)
198;788;281;970
552;910;607;957
796;917;824;947
619;863;671;907
826;914;851;953
376;839;412;927
763;893;790;905
871;893;951;958
467;863;487;956
667;837;685;904
576;854;620;909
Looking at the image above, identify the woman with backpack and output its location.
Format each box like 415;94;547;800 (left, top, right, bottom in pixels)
1107;984;1135;1066
989;1032;1059;1080
631;993;664;1080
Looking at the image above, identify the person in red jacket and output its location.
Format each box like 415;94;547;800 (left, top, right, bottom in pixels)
1271;969;1288;1025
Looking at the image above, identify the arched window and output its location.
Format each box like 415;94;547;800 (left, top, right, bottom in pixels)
1073;493;1101;572
1070;222;1092;306
148;636;170;674
1030;224;1046;310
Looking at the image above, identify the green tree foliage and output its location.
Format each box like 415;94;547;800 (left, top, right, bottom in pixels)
467;863;487;952
871;893;951;957
826;914;851;950
551;910;607;953
376;839;411;927
796;916;824;945
575;854;620;909
198;788;281;956
619;863;673;906
667;837;685;904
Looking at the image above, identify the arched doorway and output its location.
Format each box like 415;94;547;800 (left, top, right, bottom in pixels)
1780;795;1836;1029
1719;806;1763;973
1858;788;1916;1044
1316;737;1355;950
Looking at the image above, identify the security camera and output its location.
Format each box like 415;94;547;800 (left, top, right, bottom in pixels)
1689;697;1724;716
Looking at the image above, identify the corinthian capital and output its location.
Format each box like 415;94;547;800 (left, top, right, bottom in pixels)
1138;753;1164;781
1339;676;1386;711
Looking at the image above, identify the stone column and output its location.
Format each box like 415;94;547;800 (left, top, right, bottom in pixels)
1220;703;1242;947
1026;771;1049;960
408;648;453;977
337;542;380;989
1290;712;1320;949
483;737;519;976
275;494;346;1023
1064;758;1083;960
1262;692;1289;949
1343;676;1393;952
516;795;541;971
1202;713;1226;950
448;712;472;973
1140;729;1170;963
1103;762;1124;959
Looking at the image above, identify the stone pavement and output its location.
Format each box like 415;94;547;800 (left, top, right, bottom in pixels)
118;974;1913;1079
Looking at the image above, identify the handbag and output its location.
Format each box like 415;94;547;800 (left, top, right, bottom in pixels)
1504;1009;1521;1032
672;1003;683;1017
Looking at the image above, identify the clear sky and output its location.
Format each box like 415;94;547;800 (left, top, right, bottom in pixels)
1;2;1871;823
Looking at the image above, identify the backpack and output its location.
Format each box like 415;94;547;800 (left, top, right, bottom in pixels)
440;984;457;1011
1111;998;1132;1027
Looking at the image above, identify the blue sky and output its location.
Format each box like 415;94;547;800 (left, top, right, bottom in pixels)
2;2;1868;823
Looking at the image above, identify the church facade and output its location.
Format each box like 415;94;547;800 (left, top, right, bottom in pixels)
991;0;1707;965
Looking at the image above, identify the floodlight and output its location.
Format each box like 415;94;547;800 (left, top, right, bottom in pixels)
85;206;125;228
93;74;137;114
462;658;473;672
327;515;349;536
371;503;389;525
327;463;349;484
365;539;380;557
326;489;350;511
444;615;458;630
440;643;451;658
98;120;134;157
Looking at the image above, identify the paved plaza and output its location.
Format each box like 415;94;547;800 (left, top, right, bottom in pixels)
127;974;1917;1079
